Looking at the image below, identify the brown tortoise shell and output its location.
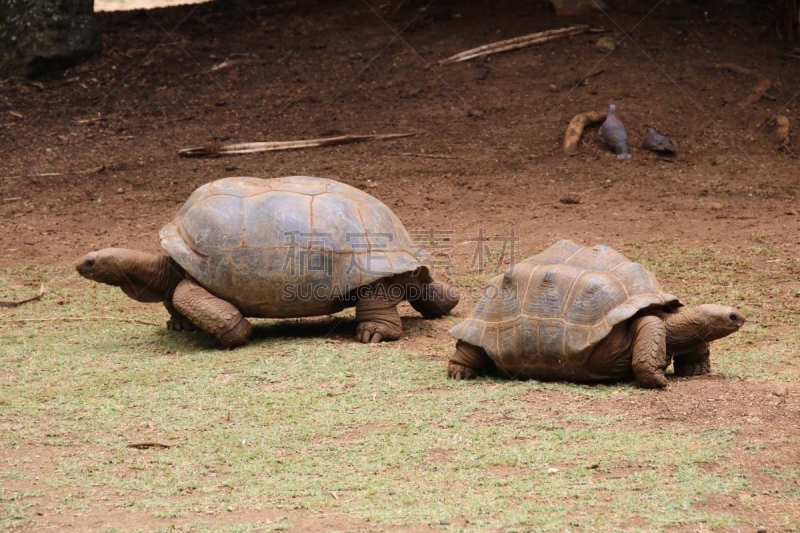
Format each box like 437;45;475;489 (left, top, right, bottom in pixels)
160;176;430;318
449;239;681;380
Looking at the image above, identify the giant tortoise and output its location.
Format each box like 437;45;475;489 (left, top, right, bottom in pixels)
77;176;459;347
448;239;744;388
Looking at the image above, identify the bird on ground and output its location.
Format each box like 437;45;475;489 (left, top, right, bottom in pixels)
641;127;677;154
600;104;631;159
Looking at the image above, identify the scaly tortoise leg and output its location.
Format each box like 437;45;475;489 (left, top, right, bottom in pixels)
408;280;460;319
355;278;403;343
448;340;495;380
672;342;711;377
171;278;252;348
163;300;198;332
630;315;669;389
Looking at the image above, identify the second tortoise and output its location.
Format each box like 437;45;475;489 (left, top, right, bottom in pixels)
449;240;744;388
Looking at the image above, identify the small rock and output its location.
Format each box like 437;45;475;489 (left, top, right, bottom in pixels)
786;210;797;216
11;424;24;431
587;462;600;469
772;385;787;397
757;526;767;533
595;36;616;53
116;188;124;194
548;467;560;474
439;519;450;525
708;202;723;211
548;84;559;92
560;197;581;205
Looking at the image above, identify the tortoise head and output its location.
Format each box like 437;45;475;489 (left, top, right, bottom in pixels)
76;248;134;286
694;304;746;341
76;248;180;303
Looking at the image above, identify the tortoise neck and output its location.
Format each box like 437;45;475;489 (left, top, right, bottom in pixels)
118;250;185;302
663;307;713;350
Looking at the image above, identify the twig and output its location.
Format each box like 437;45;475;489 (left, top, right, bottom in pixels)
0;284;45;308
438;25;590;65
707;63;772;106
178;133;417;158
2;315;161;326
0;165;105;181
127;442;172;449
74;114;119;125
576;69;605;86
393;152;456;159
563;110;607;154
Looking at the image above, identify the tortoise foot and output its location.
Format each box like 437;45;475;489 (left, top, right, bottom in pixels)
167;315;198;332
447;362;482;380
356;321;402;343
674;359;711;377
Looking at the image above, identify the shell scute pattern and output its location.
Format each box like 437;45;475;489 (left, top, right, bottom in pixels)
160;176;429;318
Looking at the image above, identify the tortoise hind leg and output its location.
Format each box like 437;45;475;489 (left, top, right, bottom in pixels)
630;315;668;388
448;340;495;380
355;278;403;343
172;279;252;348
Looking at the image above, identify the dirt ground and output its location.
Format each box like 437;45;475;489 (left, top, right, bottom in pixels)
2;0;800;530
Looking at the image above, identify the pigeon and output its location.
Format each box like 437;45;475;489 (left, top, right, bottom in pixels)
641;127;677;154
600;104;631;159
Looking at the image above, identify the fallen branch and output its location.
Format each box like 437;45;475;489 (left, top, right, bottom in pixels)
563;110;607;154
707;63;772;106
2;315;161;326
178;133;417;158
127;442;172;449
0;284;45;308
438;25;590;65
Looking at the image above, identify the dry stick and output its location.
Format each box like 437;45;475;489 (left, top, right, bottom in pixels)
177;133;417;158
438;25;590;65
0;284;45;308
707;63;772;106
127;442;172;450
563;111;607;154
0;165;105;181
393;152;456;159
3;315;161;327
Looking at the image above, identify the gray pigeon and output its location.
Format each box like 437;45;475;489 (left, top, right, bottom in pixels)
600;104;631;159
641;127;677;154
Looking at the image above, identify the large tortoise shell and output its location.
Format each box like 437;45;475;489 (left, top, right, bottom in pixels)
450;239;680;378
160;176;429;318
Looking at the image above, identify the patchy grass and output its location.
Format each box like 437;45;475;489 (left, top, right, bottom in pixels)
0;240;796;531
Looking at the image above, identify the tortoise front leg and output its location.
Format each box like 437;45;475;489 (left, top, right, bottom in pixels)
448;340;495;380
672;342;711;377
630;315;668;389
163;300;198;332
355;279;403;343
172;278;252;348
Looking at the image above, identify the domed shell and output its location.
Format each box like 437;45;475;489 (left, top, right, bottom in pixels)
450;239;680;379
160;176;429;318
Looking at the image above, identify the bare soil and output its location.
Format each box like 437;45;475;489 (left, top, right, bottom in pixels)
2;0;800;530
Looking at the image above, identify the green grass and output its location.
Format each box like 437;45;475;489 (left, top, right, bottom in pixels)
0;240;797;531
